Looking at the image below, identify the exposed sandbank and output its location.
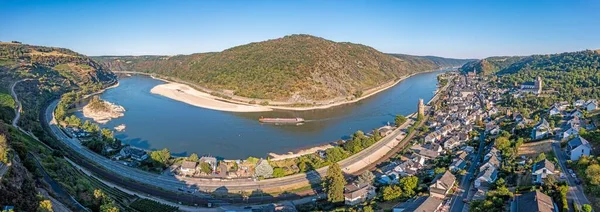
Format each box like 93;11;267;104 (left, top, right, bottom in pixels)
148;70;438;113
150;83;273;112
82;99;125;124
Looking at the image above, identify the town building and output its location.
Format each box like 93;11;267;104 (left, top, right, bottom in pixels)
393;196;443;212
475;166;498;188
519;76;543;94
510;191;556;212
180;161;198;176
531;119;551;140
429;171;456;199
567;136;591;161
532;159;556;184
119;146;149;161
343;183;376;206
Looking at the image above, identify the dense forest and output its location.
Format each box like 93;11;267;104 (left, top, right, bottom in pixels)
462;50;600;103
94;34;471;102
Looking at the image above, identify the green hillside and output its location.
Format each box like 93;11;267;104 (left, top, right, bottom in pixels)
0;42;117;137
462;50;600;102
94;35;470;102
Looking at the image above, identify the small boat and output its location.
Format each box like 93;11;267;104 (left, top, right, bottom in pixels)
259;117;305;124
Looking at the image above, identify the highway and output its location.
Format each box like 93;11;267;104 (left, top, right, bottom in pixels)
44;97;417;201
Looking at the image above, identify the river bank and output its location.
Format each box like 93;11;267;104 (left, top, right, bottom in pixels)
148;69;445;113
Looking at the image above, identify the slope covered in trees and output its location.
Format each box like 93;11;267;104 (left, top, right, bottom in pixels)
462;50;600;102
94;35;470;102
0;42;117;147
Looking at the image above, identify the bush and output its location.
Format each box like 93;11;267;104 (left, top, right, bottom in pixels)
130;199;178;212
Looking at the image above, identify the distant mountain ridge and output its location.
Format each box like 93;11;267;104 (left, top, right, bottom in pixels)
94;34;470;102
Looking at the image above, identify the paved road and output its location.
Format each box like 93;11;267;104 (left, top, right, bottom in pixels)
450;131;486;212
552;140;591;207
44;98;418;199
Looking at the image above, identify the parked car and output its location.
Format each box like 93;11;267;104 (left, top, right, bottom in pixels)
571;173;577;178
568;169;574;174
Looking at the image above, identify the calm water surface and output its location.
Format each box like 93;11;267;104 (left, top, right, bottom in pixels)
76;70;444;159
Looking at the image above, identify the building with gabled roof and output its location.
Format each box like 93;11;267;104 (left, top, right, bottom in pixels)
510;191;556;212
429;171;456;198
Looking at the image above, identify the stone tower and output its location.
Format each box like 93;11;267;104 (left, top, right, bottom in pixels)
418;99;425;116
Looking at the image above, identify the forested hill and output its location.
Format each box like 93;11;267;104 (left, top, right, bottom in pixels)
94;34;469;102
389;54;474;68
462;50;600;101
459;56;524;75
0;42;117;137
0;42;117;87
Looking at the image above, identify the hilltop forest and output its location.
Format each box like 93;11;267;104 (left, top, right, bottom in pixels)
94;35;472;102
461;50;600;107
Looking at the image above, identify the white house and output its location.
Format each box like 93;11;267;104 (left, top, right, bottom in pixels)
548;106;561;116
344;183;376;206
475;166;498;188
532;159;556;184
568;109;583;118
531;119;551;140
562;126;579;140
180;161;198;176
567;136;591;161
429;171;456;198
587;100;598;111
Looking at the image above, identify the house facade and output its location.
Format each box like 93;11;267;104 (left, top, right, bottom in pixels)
567;136;591;161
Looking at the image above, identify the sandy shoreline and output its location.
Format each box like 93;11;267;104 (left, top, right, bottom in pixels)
268;143;335;161
148;70;442;113
150;83;273;112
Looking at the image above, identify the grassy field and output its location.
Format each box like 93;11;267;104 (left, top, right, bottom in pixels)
517;139;553;157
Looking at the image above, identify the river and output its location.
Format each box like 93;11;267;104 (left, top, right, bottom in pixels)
75;69;445;159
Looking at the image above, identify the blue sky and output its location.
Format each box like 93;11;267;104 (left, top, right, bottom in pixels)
1;0;599;58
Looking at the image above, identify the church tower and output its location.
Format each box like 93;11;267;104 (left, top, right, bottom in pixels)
535;76;543;94
418;99;425;116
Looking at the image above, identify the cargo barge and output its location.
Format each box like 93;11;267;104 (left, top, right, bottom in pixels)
258;117;305;123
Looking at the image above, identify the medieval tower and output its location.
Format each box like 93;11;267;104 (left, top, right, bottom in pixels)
418;98;425;116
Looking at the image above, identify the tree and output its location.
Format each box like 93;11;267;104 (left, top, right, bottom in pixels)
101;128;114;140
150;148;171;166
188;153;199;162
535;153;546;162
363;206;374;212
199;162;213;174
325;162;346;203
357;171;375;185
100;203;119;212
395;115;407;127
582;204;593;212
381;185;402;201
326;147;348;163
255;159;273;178
399;176;418;198
585;164;600;185
38;200;53;212
0;134;7;163
273;167;285;178
434;167;446;175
